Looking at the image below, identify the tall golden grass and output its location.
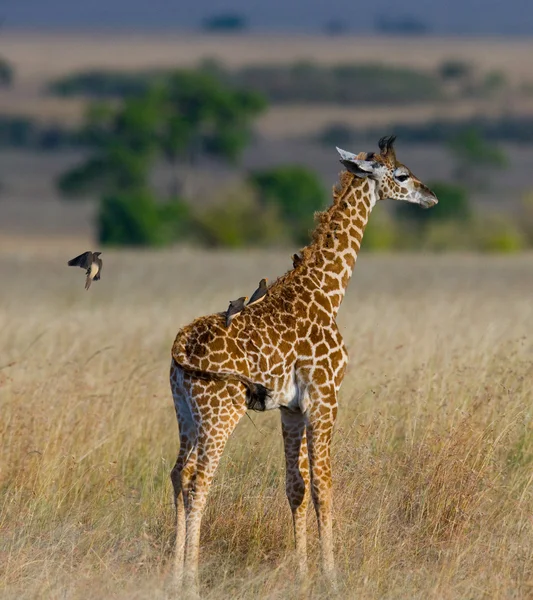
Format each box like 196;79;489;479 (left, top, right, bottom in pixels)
1;248;533;599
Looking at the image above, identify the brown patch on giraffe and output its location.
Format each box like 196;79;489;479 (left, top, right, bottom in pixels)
309;324;322;345
328;261;344;275
323;274;340;292
329;348;345;366
210;336;225;352
279;340;293;355
297;339;312;356
315;342;330;357
285;330;297;344
314;309;330;325
314;294;332;312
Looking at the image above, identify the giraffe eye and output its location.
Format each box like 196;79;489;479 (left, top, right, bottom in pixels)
396;173;409;183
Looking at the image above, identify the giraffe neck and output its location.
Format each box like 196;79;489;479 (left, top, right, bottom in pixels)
300;172;377;315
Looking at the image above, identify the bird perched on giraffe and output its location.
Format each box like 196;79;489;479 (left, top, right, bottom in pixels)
247;278;268;307
67;251;102;290
225;296;247;327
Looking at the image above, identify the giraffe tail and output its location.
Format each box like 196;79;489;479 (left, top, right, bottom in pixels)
171;356;270;412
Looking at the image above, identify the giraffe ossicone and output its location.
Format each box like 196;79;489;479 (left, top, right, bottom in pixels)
168;135;438;594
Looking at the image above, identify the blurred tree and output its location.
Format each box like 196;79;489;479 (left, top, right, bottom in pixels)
437;60;472;83
157;70;266;197
448;127;507;188
98;189;164;247
201;13;248;33
58;91;161;197
57;69;266;246
250;166;327;244
0;57;14;86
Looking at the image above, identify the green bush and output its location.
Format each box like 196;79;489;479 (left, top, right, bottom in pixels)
158;198;193;244
193;183;290;248
97;190;164;247
517;192;533;246
250;166;327;245
421;221;473;252
361;208;397;251
472;215;526;253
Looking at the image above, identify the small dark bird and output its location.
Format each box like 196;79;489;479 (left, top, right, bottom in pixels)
292;253;302;267
247;278;268;307
67;251;103;290
225;296;247;328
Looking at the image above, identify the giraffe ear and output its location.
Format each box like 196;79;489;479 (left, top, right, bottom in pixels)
336;147;382;178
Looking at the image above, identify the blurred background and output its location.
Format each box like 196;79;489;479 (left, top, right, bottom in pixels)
1;1;533;254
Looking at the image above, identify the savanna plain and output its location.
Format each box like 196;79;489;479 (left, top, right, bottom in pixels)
1;246;533;599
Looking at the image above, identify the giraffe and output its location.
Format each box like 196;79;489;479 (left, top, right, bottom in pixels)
168;136;438;594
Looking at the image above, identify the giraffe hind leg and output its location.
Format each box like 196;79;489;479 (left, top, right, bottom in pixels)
170;382;198;592
181;382;247;595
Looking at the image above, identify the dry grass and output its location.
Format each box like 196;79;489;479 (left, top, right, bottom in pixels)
2;246;533;599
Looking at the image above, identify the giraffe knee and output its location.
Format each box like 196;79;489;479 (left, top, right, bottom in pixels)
287;476;307;511
171;464;182;496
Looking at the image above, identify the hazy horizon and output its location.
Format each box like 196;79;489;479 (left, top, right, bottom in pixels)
2;0;533;36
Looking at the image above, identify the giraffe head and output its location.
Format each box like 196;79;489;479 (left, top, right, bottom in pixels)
336;136;438;209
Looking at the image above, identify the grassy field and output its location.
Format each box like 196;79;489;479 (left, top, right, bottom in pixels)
1;247;533;598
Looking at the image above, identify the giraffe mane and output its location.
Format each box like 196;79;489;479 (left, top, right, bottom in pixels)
265;168;360;297
301;169;356;263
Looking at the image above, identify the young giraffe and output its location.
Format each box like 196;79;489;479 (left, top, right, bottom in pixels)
169;136;438;593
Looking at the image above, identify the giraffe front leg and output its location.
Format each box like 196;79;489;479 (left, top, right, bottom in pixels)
281;408;309;583
306;388;338;588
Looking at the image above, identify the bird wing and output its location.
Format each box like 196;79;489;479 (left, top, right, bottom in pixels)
248;288;261;304
68;251;92;269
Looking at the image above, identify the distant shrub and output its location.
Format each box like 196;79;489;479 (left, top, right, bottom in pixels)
437;60;473;82
250;166;327;245
517;192;533;246
421;221;472;252
317;123;356;148
316;115;533;146
158;198;194;244
361;208;397;251
50;70;157;99
50;62;443;106
201;12;248;32
472;215;526;253
0;58;14;86
193;183;290;248
234;62;443;105
98;190;164;246
0;115;79;149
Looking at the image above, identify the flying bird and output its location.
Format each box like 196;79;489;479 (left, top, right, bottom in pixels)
225;296;247;328
247;278;268;307
67;251;102;290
